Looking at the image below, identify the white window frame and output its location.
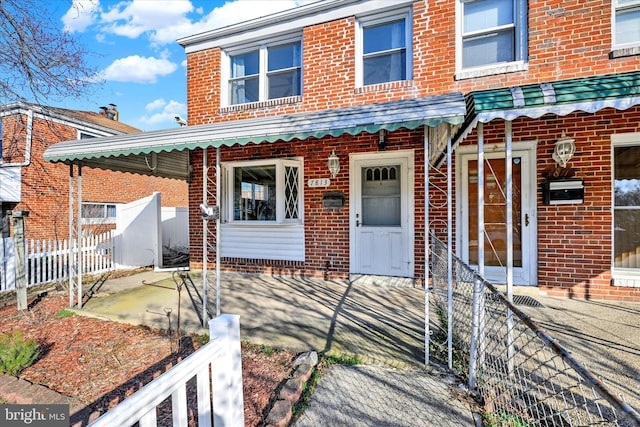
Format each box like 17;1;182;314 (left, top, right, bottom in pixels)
456;0;528;79
355;8;413;88
221;35;302;107
223;158;304;225
81;202;118;225
611;132;640;287
612;0;640;53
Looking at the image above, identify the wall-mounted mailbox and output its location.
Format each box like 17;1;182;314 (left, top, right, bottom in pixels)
542;179;584;205
322;191;345;209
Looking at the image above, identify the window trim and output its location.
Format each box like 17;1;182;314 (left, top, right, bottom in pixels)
221;35;303;107
611;0;640;56
355;8;413;88
81;202;118;225
611;132;640;287
223;157;304;225
455;0;528;79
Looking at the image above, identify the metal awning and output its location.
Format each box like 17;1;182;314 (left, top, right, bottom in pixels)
44;93;466;181
470;70;640;122
441;71;640;166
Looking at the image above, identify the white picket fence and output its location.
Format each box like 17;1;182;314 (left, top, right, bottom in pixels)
0;231;114;292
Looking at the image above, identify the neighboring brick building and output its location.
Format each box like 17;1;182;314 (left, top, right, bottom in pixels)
44;0;640;301
1;102;187;241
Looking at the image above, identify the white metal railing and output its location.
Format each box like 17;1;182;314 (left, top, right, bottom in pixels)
88;314;245;427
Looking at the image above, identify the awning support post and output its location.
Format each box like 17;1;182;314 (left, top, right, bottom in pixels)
469;121;486;389
505;120;515;375
215;147;221;318
424;127;430;366
446;126;454;371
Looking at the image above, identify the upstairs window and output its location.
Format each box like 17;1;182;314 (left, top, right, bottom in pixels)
459;0;527;70
358;11;412;86
227;40;302;106
614;0;640;47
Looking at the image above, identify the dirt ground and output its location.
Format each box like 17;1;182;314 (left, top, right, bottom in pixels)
0;289;296;426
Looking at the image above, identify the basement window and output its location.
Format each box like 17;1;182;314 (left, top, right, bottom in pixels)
82;202;117;224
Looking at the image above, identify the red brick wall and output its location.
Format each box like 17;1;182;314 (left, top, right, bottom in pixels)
189;129;426;282
456;107;640;301
2;114;188;241
186;1;640;125
182;0;640;299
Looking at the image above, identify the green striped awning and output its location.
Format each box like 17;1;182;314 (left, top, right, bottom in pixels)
44;93;466;180
469;70;640;122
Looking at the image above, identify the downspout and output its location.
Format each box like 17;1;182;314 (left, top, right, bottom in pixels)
0;109;33;167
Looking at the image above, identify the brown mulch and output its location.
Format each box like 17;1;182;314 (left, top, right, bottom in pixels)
0;289;296;426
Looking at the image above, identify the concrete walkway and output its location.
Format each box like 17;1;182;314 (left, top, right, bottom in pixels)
76;270;640;425
79;270;479;426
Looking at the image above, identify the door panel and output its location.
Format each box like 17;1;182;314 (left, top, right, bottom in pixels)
459;146;536;286
351;152;413;278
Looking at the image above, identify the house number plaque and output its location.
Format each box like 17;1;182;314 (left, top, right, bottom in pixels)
307;178;331;187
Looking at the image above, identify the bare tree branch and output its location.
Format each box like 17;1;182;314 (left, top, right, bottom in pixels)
0;0;100;105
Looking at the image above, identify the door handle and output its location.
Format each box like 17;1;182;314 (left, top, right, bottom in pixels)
356;213;360;227
525;213;529;227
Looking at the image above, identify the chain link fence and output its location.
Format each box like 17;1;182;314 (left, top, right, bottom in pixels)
428;235;640;427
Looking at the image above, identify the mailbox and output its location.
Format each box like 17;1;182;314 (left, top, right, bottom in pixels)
542;179;584;205
322;191;345;209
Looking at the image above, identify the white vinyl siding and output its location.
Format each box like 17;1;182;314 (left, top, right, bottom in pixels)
220;224;305;261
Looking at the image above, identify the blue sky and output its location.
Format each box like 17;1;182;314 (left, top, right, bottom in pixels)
53;0;313;131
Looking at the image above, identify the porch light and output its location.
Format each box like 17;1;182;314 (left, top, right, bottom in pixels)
552;132;576;168
328;150;340;178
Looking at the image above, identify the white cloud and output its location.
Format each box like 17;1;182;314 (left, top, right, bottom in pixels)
139;100;187;126
99;55;178;83
62;0;100;33
91;0;314;46
99;0;195;42
145;98;167;111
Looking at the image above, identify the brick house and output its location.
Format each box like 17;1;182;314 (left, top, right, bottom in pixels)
1;102;188;241
45;0;640;301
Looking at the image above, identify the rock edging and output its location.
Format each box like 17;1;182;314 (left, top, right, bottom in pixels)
264;351;319;427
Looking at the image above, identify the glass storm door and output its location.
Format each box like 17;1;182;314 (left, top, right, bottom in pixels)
460;148;536;286
351;153;412;277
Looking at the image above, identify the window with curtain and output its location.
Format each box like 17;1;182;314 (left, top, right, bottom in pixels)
613;144;640;271
461;0;526;69
361;18;408;85
614;0;640;47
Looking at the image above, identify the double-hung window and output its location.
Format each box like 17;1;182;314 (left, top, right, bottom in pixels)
612;134;640;286
459;0;527;73
613;0;640;48
228;40;302;106
358;11;412;87
227;158;302;224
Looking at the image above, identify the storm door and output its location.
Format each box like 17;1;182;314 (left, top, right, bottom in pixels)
459;146;537;285
350;151;413;277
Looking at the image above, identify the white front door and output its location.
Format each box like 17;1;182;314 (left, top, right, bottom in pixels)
458;143;537;286
350;151;414;277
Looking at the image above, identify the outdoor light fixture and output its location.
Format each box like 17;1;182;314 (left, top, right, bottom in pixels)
378;129;387;150
328;150;340;178
552;132;576;168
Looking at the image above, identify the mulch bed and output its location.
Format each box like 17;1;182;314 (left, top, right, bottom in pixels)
0;289;296;426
